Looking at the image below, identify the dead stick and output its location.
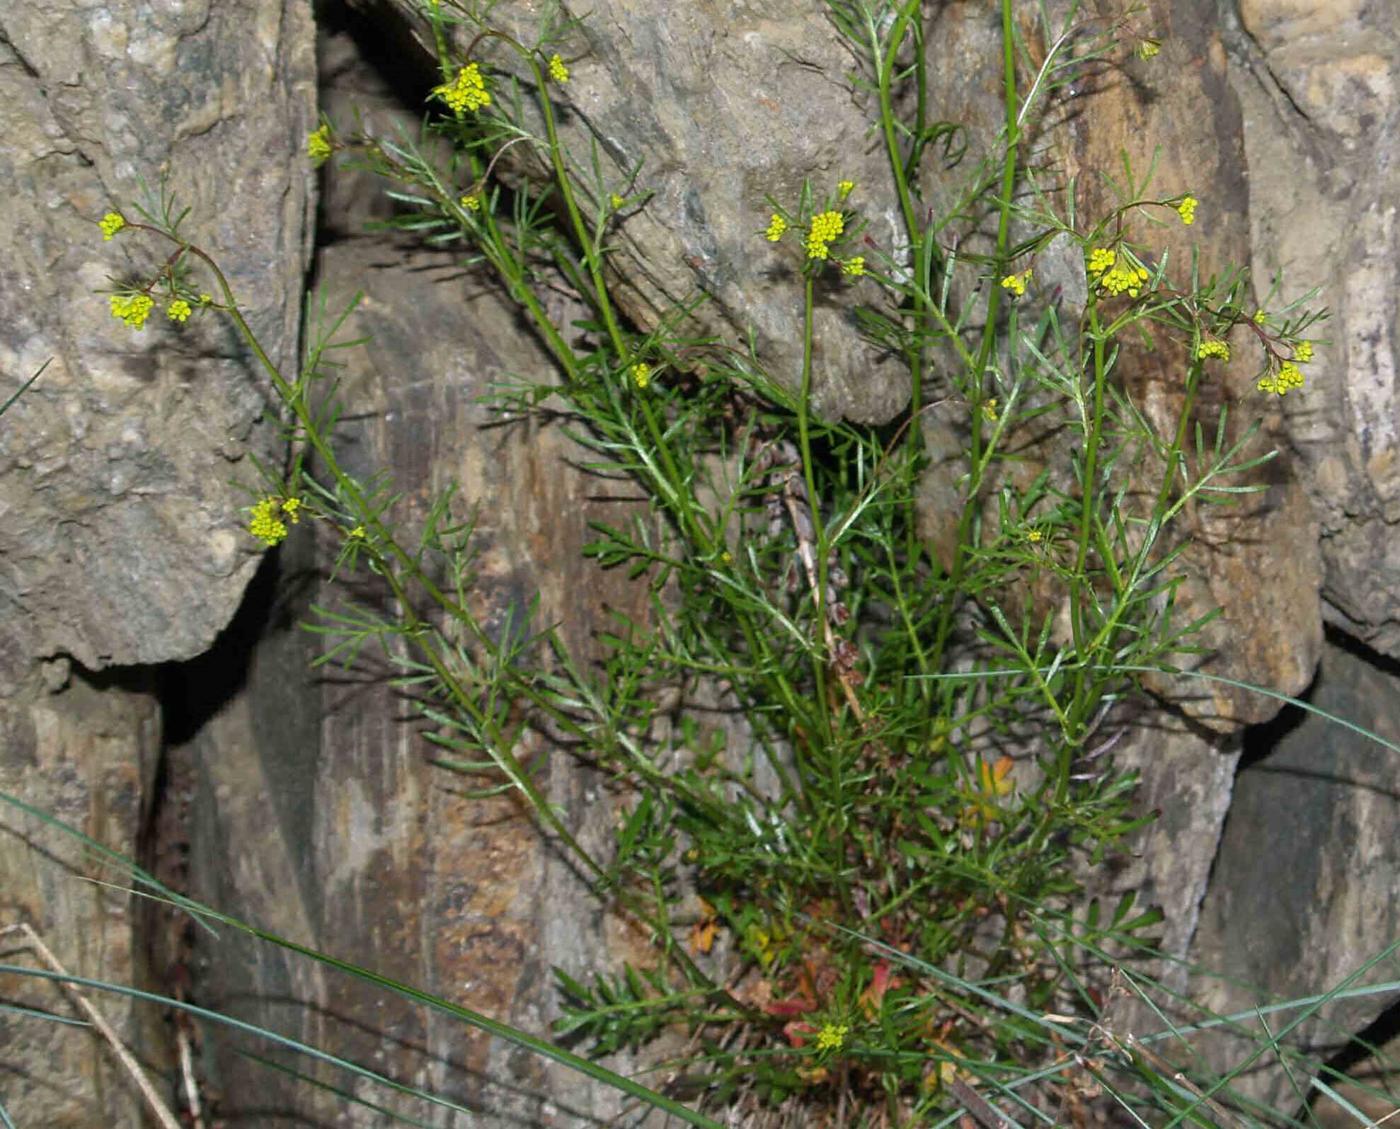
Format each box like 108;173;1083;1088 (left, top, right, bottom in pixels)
1;922;182;1129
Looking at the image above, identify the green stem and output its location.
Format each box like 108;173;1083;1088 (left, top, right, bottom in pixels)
927;0;1021;670
797;273;832;741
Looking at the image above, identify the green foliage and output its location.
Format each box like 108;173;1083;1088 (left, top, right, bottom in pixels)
81;0;1342;1124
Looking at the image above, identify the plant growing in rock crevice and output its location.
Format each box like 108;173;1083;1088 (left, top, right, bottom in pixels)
91;0;1330;1123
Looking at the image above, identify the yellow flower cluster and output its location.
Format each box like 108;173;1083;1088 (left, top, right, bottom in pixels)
1000;268;1032;297
630;362;652;389
841;256;865;278
109;293;154;330
815;1023;848;1052
837;179;855;201
1137;38;1161;60
1176;195;1198;225
1294;340;1314;362
1087;247;1116;275
433;62;491;113
1258;361;1305;396
1097;258;1151;298
307;124;333;164
1196;339;1230;361
981;398;998;423
247;496;304;547
99;212;126;240
167;299;192;323
610;192;625;210
460;193;481;211
805;210;844;260
248;497;289;547
547;53;569;83
765;213;787;242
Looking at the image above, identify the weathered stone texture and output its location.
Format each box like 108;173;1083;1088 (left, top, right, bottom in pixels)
0;665;160;1129
184;232;659;1125
1191;638;1400;1113
1230;0;1400;658
0;1;315;1124
0;0;315;670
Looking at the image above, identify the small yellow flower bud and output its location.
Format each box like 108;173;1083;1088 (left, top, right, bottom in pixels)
307;124;333;165
1000;268;1032;297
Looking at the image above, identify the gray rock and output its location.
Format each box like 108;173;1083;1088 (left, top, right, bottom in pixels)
0;1;315;1124
0;0;315;671
1191;637;1400;1115
1227;0;1400;660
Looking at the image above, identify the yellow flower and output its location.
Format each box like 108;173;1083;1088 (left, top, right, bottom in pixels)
1000;268;1032;297
836;179;855;200
109;293;154;330
547;53;569;83
248;497;289;547
98;212;126;240
805;209;844;260
460;193;481;211
1293;340;1314;362
1253;309;1269;325
765;213;787;242
1097;257;1151;298
433;62;491;113
610;192;625;210
1196;338;1230;362
815;1023;848;1052
1087;247;1117;276
282;497;304;524
630;362;652;389
166;299;192;323
842;256;866;278
307;124;333;164
349;525;367;539
1137;38;1161;60
1027;529;1043;543
1258;361;1305;396
1176;194;1198;225
981;398;998;423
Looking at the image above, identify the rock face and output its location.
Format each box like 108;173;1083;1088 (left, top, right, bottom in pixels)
182;233;660;1124
1191;637;1400;1114
1229;0;1400;659
6;0;1400;1124
0;0;315;1125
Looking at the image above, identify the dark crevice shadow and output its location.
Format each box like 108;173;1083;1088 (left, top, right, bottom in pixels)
1301;995;1400;1126
1236;663;1315;773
